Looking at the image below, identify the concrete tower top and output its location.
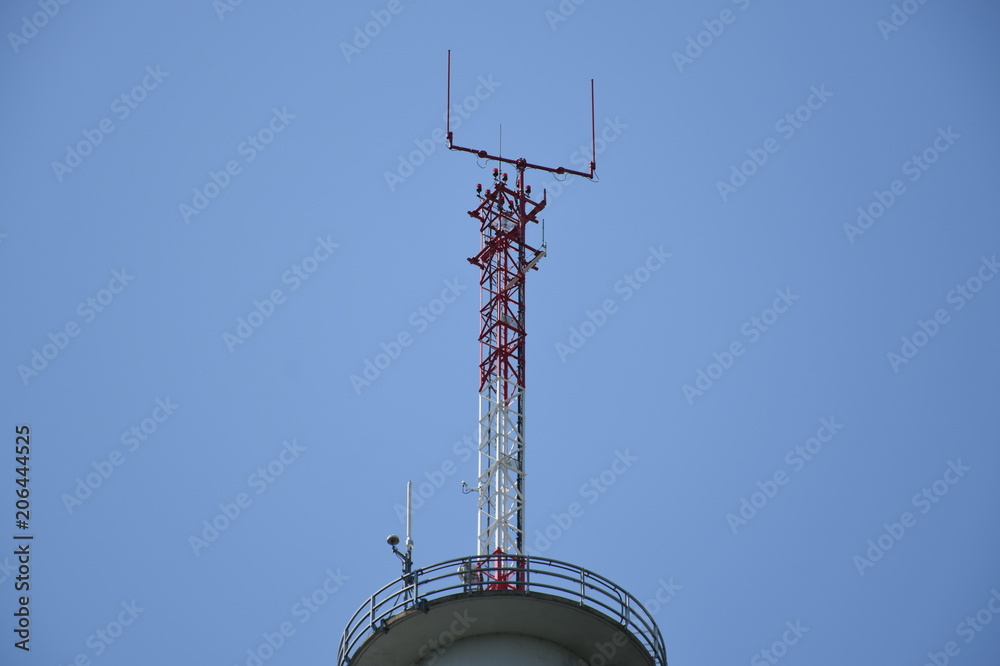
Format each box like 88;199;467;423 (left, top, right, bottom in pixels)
339;553;667;666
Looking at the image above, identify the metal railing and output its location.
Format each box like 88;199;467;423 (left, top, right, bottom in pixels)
338;554;667;665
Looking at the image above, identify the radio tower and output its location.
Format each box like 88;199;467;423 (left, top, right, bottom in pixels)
448;48;596;561
337;52;667;666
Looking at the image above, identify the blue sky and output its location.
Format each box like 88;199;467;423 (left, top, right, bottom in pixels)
3;1;999;664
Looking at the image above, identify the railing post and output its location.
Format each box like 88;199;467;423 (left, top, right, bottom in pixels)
579;568;585;606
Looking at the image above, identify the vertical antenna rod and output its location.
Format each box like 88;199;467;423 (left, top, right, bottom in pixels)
447;51;596;559
405;480;413;552
389;482;415;598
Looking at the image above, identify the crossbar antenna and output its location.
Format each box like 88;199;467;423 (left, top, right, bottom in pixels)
446;50;596;559
447;51;596;180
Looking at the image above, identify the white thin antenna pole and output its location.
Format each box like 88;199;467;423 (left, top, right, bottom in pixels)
406;480;413;551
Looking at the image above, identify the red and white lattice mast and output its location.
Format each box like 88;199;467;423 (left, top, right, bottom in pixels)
447;51;596;562
336;53;668;666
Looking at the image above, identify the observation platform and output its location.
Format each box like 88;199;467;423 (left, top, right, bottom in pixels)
338;554;666;666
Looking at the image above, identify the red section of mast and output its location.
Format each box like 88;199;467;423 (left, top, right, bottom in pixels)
467;171;546;393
